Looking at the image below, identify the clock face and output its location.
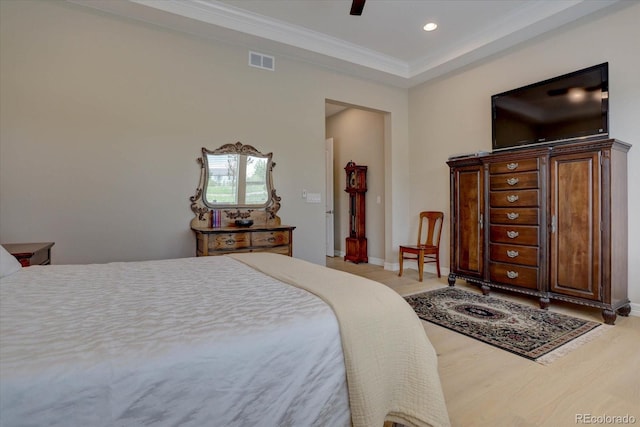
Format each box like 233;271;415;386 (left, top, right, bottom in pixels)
349;171;357;188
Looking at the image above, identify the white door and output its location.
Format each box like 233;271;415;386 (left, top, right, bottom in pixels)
325;138;335;256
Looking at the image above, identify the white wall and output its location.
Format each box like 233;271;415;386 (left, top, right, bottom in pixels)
408;3;640;305
0;0;410;267
3;1;635;307
326;108;386;264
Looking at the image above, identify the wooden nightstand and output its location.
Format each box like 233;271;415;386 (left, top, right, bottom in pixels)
2;242;55;267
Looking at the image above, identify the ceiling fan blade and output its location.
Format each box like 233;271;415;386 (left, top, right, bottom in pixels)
350;0;366;16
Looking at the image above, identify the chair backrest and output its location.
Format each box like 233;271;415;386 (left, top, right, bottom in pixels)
417;211;444;247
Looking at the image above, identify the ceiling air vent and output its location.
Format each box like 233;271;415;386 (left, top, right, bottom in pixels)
249;51;275;71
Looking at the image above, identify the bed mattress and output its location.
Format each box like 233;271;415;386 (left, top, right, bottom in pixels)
0;256;350;426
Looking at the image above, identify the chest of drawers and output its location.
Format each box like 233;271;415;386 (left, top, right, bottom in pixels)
192;226;295;257
487;158;545;295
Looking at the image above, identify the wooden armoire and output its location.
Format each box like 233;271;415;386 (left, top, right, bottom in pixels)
447;138;630;324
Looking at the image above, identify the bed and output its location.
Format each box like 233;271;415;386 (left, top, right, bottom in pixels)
0;248;450;427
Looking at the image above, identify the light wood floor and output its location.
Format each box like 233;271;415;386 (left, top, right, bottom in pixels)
326;257;640;427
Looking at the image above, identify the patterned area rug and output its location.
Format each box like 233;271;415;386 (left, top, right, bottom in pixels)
405;287;608;364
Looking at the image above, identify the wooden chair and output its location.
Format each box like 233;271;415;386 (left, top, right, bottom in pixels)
398;211;444;281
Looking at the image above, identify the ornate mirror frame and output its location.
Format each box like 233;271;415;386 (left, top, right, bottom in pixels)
190;142;281;226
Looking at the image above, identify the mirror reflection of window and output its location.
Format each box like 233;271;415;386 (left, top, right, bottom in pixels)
204;154;270;206
206;154;239;204
246;156;268;204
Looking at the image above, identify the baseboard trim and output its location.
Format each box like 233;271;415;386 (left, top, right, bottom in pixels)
629;302;640;318
367;256;385;266
385;261;450;278
330;251;384;267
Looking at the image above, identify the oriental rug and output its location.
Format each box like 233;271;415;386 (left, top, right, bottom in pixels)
405;287;609;364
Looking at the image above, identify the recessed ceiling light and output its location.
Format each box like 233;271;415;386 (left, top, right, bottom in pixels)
423;22;438;32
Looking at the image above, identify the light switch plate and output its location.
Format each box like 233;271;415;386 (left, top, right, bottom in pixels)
306;192;322;203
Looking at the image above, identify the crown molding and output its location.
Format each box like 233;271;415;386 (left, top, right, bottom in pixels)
405;0;621;86
130;0;410;77
68;0;623;88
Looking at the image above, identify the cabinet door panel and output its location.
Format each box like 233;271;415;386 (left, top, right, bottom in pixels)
549;152;601;300
453;166;484;276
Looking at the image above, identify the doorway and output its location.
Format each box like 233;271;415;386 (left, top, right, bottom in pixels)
325;100;386;265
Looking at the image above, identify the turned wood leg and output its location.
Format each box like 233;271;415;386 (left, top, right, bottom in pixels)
602;308;616;325
447;273;456;286
398;250;403;277
539;297;550;310
418;251;424;282
436;253;441;278
617;304;631;317
481;284;491;295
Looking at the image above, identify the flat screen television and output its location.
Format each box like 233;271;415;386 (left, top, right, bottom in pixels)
491;63;608;151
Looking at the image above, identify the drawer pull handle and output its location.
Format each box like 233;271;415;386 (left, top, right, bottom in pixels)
225;239;236;245
507;177;519;186
507;212;520;220
507;195;519;203
267;237;276;243
507;270;519;279
507;250;519;258
507;230;519;239
507;162;519;170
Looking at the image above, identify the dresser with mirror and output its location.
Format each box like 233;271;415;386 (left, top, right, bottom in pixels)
190;142;295;256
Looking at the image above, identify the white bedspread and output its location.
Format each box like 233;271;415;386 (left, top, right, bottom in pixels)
0;256;350;427
231;253;451;427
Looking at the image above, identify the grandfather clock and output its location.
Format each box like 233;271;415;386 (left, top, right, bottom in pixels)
344;161;368;263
